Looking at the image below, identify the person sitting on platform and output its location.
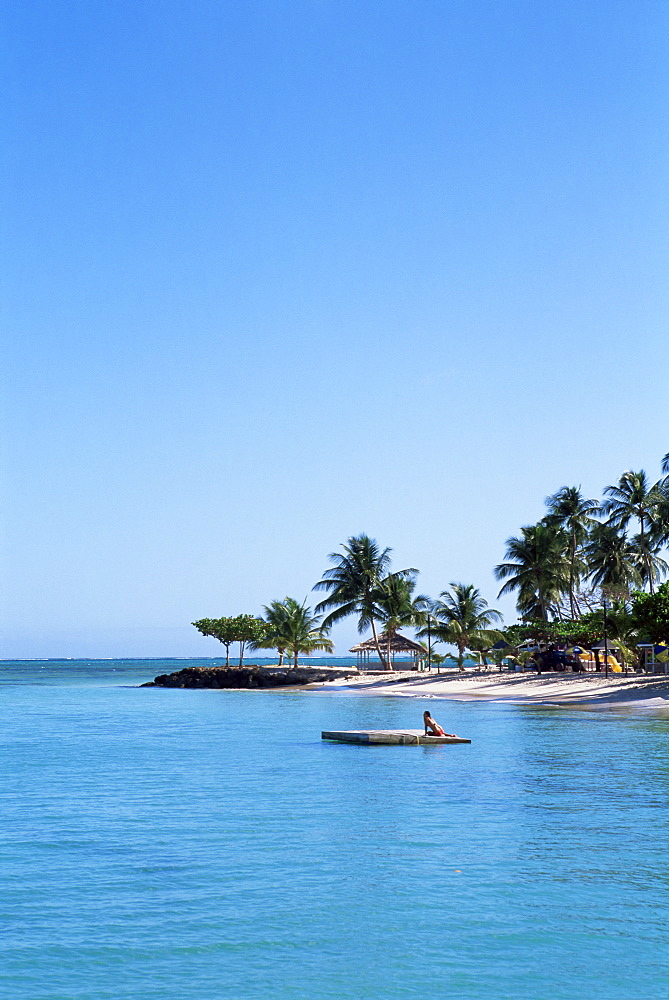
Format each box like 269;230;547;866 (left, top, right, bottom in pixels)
423;710;457;738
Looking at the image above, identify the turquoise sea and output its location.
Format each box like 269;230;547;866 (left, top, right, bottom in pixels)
2;659;668;1000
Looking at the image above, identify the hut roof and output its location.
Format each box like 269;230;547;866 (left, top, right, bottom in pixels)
349;631;425;655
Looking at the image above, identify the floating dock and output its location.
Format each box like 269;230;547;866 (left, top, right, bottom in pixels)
321;729;471;745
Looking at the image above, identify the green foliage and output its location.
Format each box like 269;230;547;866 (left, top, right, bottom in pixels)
601;470;666;594
630;582;669;643
494;522;571;620
255;597;333;667
602;470;662;534
503;619;602;647
503;603;640;650
373;575;425;632
253;599;292;664
629;533;668;591
280;597;334;666
372;575;429;667
584;522;641;597
544;486;598;616
418;583;503;671
314;533;416;670
488;647;512;669
192;615;268;667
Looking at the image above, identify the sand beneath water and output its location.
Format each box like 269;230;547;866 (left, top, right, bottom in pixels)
320;669;669;708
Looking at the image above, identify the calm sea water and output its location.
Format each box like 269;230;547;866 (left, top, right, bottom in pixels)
1;659;667;1000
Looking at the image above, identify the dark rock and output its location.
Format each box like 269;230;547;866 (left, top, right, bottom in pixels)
145;664;359;689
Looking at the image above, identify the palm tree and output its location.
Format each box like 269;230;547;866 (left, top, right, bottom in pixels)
253;599;292;664
373;575;429;670
653;478;669;547
313;534;416;670
583;522;642;598
494;522;570;620
416;644;448;671
629;533;668;592
601;470;663;592
544;486;598;617
270;598;334;667
662;452;669;475
599;599;641;671
418;583;503;671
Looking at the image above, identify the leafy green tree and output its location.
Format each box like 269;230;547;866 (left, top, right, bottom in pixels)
503;606;640;670
583;522;641;598
235;615;270;667
314;534;416;670
544;486;598;617
419;583;503;671
494;522;570;620
601;470;663;592
503;618;602;649
631;582;669;644
192;617;238;667
192;615;267;667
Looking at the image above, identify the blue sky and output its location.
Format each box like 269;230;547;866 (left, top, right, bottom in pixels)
3;0;669;658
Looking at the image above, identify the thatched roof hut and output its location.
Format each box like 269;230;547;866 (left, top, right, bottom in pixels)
349;631;425;669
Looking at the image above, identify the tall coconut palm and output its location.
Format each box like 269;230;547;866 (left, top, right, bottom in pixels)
652;477;669;547
494;522;570;620
601;470;663;592
373;575;429;670
544;486;598;617
662;452;669;475
584;522;642;598
314;534;416;670
629;534;668;592
418;583;503;671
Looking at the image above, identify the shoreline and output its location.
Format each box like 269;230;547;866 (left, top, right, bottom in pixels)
311;669;669;708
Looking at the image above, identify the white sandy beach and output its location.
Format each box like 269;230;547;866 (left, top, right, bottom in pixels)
320;669;669;708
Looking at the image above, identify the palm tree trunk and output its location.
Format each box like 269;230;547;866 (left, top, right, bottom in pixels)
535;570;548;621
570;534;577;618
641;518;654;594
458;642;466;671
370;618;389;670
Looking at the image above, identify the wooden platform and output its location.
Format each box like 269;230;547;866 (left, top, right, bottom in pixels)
321;729;471;745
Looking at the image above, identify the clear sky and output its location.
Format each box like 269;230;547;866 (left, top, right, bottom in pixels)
3;0;669;658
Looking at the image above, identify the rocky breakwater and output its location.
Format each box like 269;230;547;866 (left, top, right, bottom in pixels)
143;664;359;689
